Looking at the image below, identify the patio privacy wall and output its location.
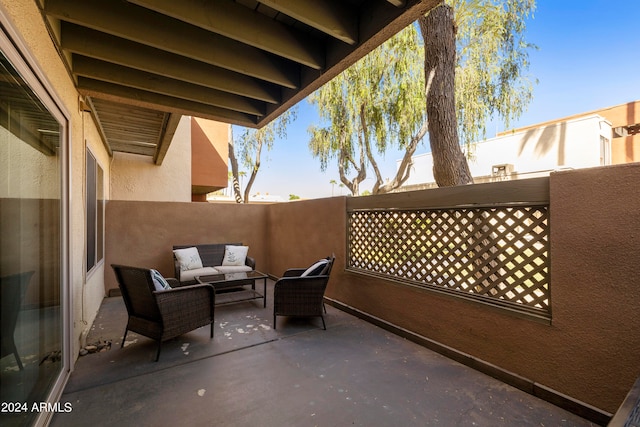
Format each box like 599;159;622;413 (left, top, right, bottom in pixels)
104;163;640;415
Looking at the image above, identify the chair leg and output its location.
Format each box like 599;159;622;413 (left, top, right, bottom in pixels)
273;313;277;329
121;329;128;348
12;346;23;370
320;315;326;330
155;341;162;362
210;322;214;338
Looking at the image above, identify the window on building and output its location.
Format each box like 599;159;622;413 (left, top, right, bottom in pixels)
86;149;104;272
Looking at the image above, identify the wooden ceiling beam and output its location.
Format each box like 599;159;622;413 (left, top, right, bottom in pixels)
61;23;281;104
45;0;300;88
154;113;182;165
77;78;259;128
129;0;325;70
73;56;266;117
257;0;358;45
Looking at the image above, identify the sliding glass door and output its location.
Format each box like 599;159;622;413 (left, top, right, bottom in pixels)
1;25;69;427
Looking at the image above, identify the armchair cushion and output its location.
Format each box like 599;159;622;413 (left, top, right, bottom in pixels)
301;259;329;277
150;269;172;291
173;247;203;271
222;245;249;266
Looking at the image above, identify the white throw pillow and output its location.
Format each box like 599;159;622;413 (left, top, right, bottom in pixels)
173;247;203;271
301;259;329;277
150;269;171;291
222;245;249;266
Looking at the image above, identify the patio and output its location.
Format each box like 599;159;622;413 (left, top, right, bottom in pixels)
50;280;596;426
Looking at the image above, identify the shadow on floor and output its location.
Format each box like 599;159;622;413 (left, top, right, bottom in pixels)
51;281;596;426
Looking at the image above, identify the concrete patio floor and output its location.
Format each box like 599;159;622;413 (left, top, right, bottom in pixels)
51;280;596;426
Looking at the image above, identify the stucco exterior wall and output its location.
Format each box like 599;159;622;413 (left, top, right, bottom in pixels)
266;197;346;276
322;164;639;414
103;164;638;415
601;101;640;163
104;201;268;293
1;0;110;358
110;116;192;202
191;117;229;196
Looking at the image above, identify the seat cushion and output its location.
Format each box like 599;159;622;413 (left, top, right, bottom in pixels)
179;266;219;283
301;259;329;277
214;265;252;274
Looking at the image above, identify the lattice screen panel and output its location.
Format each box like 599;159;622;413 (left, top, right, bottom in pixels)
348;206;549;315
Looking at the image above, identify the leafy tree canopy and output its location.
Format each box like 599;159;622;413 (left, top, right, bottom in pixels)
308;0;536;192
229;108;297;203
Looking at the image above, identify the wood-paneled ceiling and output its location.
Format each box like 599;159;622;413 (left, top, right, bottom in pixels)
40;0;439;163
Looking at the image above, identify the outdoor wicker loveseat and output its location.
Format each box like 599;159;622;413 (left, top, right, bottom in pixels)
172;243;255;286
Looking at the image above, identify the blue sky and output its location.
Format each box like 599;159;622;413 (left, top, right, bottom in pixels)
236;0;640;200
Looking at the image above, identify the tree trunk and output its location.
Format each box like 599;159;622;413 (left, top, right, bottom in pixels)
243;140;262;203
419;4;473;187
228;140;244;203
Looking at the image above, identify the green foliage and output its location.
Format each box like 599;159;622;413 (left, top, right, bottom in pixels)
308;0;537;189
308;26;426;194
236;108;297;172
289;194;300;200
451;0;537;146
231;107;297;202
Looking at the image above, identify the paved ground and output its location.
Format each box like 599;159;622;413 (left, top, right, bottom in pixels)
51;281;597;426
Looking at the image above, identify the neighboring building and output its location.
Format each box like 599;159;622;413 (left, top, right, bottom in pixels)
398;101;640;190
500;100;640;165
190;118;229;202
110;117;229;203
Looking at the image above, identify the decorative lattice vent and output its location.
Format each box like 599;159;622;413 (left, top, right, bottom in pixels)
348;206;549;315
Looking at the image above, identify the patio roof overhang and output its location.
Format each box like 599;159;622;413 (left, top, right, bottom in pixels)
39;0;440;164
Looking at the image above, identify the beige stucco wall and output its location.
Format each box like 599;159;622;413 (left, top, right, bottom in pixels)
0;128;59;198
110;116;192;202
2;0;110;358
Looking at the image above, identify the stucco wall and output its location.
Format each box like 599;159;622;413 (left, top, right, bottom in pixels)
323;164;639;414
103;165;639;415
602;101;640;163
191;117;229;193
104;201;268;293
266;197;346;276
110;116;192;202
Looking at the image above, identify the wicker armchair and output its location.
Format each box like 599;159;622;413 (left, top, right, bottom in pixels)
273;255;335;330
112;265;215;361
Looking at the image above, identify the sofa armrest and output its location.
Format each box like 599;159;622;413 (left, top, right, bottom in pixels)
245;256;256;270
173;257;181;281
